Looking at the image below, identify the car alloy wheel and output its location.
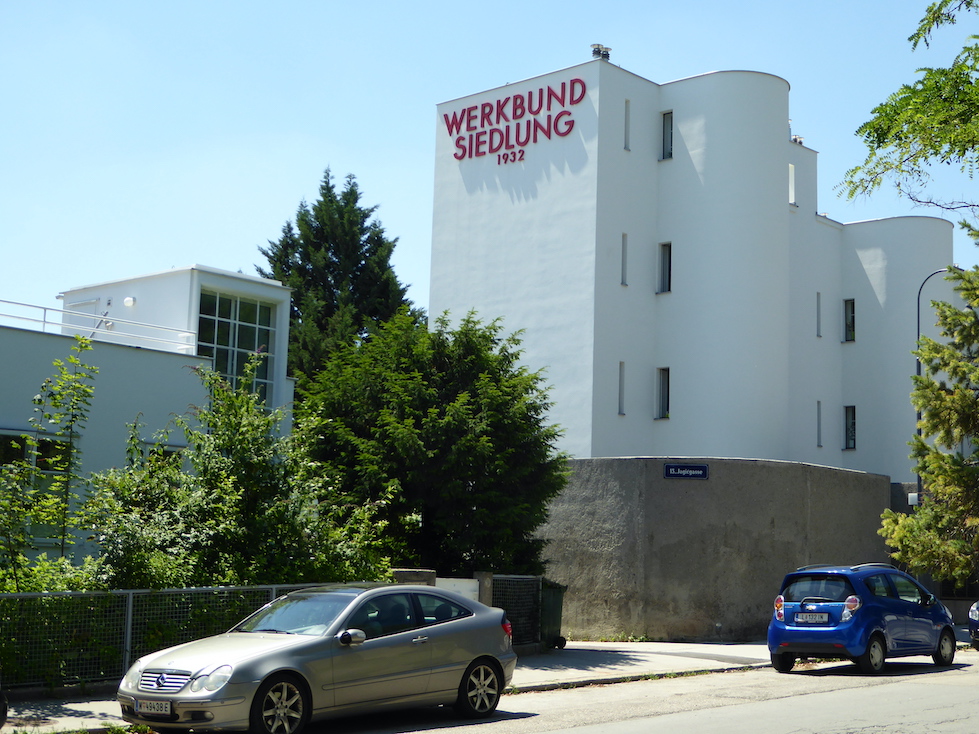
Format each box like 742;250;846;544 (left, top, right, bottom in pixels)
456;660;502;717
250;675;309;734
933;628;956;666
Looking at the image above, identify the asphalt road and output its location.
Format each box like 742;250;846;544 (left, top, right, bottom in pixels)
314;650;979;734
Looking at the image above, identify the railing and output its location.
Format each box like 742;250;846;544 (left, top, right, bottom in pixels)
0;299;197;354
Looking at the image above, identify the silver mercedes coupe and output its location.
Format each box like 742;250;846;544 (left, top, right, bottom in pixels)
117;583;517;734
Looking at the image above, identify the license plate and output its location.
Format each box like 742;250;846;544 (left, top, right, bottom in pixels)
795;612;828;624
135;699;172;715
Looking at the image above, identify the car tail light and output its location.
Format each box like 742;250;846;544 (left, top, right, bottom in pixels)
501;617;513;638
774;595;784;622
841;594;862;622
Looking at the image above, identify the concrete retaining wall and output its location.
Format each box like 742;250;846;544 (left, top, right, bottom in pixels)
539;457;891;641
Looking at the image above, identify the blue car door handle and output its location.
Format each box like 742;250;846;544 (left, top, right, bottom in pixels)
412;636;429;644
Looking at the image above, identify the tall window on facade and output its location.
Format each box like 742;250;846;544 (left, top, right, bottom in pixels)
661;111;673;159
844;405;856;450
197;290;276;401
843;299;856;342
621;234;629;286
788;164;797;205
657;368;670;419
658;242;672;293
618;362;626;415
816;292;822;337
624;99;631;151
816;400;823;447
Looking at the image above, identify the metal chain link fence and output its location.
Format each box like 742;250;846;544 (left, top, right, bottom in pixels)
492;575;542;646
0;585;315;689
1;576;562;688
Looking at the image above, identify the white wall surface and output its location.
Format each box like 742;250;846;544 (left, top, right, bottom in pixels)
430;59;956;482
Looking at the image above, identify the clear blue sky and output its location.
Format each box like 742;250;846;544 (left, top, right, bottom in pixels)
2;0;976;313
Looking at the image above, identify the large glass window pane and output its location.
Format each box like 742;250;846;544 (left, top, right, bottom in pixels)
216;321;232;347
199;292;217;316
198;317;215;344
217;295;234;320
239;299;258;324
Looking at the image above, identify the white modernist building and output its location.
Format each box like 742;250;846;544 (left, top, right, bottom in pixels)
1;265;293;555
430;58;955;483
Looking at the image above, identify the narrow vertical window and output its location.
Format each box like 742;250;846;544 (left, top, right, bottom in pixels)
658;242;672;293
618;362;626;415
843;299;856;342
657;368;670;419
844;406;856;450
788;164;796;205
621;233;628;285
624;99;631;151
816;400;823;447
816;292;822;337
661;111;673;160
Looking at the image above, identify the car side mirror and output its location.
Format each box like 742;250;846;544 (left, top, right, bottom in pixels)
338;628;367;646
922;593;937;607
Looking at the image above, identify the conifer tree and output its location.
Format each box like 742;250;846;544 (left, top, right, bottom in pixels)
881;267;979;584
258;170;410;377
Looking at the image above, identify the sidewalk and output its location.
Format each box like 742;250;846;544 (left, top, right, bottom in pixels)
1;640;774;732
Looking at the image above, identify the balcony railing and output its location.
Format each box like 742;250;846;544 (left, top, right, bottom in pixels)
0;299;197;354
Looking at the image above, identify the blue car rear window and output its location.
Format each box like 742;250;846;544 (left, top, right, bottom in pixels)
782;574;856;602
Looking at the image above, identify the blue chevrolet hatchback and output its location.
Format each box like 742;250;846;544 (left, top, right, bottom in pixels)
768;563;956;674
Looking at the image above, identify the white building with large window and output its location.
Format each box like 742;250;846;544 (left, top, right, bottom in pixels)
1;265;292;555
430;58;954;484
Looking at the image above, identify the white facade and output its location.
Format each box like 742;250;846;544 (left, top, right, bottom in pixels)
58;265;293;410
430;59;954;482
1;265;294;555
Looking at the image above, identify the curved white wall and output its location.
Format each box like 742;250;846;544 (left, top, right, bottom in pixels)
430;60;955;482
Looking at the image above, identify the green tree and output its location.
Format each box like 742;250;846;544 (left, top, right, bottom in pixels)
257;169;411;377
880;266;979;584
842;1;979;240
0;336;96;592
300;310;568;577
85;357;392;589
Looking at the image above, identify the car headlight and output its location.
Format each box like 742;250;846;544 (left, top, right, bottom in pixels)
122;659;145;690
970;602;979;621
190;665;234;692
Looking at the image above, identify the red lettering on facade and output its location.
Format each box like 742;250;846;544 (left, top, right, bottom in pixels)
554;110;574;136
443;110;466;136
547;82;565;111
528;88;544;116
512;94;526;120
474;130;488;156
442;77;588;162
495;97;511;124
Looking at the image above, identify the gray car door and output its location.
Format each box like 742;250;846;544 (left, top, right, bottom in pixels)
331;591;432;707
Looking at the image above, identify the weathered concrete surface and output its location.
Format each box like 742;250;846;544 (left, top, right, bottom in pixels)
539;457;891;641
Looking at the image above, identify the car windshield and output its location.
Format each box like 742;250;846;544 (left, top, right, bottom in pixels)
781;574;856;602
233;592;359;635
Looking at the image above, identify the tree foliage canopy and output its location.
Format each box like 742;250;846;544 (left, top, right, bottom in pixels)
258;170;411;377
299;310;568;577
0;336;97;592
842;1;979;240
84;358;392;589
880;267;979;584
